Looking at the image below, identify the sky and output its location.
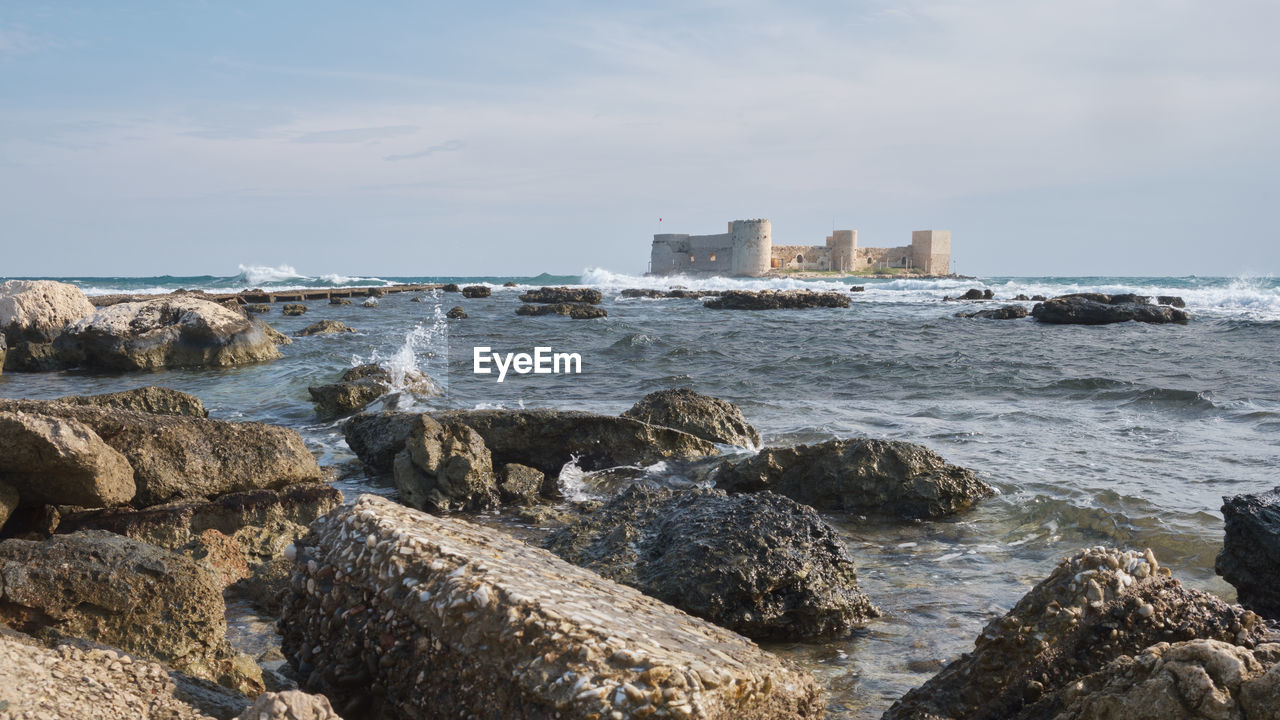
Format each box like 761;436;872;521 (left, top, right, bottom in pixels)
1;1;1278;277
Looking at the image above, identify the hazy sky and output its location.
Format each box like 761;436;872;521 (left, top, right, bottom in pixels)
2;1;1277;277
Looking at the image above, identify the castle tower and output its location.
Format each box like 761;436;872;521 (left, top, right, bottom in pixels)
827;230;857;273
911;230;951;274
729;219;771;276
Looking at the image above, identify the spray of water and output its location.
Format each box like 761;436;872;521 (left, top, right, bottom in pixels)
356;302;450;394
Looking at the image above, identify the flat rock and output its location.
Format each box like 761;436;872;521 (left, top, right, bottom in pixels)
280;495;824;719
958;304;1028;320
518;286;603;304
623;388;761;448
515;302;607;318
57;296;283;370
703;289;849;310
56;385;209;417
0;400;320;507
1216;486;1280;620
1031;295;1189;325
715;437;991;518
0;410;137;507
294;320;356;336
883;546;1271;720
545;486;879;640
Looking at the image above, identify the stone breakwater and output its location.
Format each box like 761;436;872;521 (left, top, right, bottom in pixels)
280;495;824;720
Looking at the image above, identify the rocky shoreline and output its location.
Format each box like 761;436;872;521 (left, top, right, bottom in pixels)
0;279;1269;719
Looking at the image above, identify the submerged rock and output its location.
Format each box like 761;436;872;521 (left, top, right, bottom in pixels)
57;297;284;369
1216;486;1280;620
329;297;352;305
55;385;209;417
281;304;306;316
622;388;761;448
957;304;1028;320
1031;294;1189;325
518;286;603;304
294;319;356;336
281;495;824;719
715;437;991;519
393;416;497;512
0;530;263;694
446;305;467;319
704;289;850;310
360;299;377;308
515;302;607;318
0;410;137;508
461;285;491;298
545;486;878;640
883;546;1270;720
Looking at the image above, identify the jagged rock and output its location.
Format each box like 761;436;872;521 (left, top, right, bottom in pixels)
0;279;96;344
946;288;993;301
1216;486;1280;620
281;304;306;316
704;289;850;310
442;283;461;292
0;531;263;694
1014;639;1280;720
1031;294;1188;325
715;437;991;518
883;546;1270;720
56;386;209;417
545;486;878;640
623;388;761;448
0;410;137;507
958;304;1029;320
329;297;352;305
260;323;292;346
514;302;607;318
1158;295;1187;308
341;412;425;473
0;481;17;530
0;399;321;507
294;320;355;336
236;690;343;720
245;303;271;313
496;463;544;505
56;297;284;369
308;364;438;419
393;416;497;512
281;495;824;719
445;306;467;319
518;286;603;304
461;285;491;298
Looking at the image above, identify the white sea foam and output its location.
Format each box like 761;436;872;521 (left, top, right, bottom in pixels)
235;264;308;285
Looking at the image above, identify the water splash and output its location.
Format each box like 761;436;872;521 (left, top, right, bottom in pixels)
358;302;450;394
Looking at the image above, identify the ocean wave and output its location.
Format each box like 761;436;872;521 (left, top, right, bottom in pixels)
235;264;308;285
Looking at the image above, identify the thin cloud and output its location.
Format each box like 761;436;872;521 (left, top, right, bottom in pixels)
384;140;464;162
292;125;419;144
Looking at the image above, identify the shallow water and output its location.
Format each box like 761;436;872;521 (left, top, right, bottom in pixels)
2;272;1277;718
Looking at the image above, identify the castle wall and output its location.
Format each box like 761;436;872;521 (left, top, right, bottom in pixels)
650;233;734;274
911;230;951;274
771;244;832;271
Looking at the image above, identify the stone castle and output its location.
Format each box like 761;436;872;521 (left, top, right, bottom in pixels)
648;219;951;277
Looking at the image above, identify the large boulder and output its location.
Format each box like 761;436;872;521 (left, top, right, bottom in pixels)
56;385;209;417
0;410;137;507
1014;639;1280;720
393;416;497;511
236;690;344;720
704;289;850;310
518;286;602;304
56;296;284;370
308;364;438;419
0;280;97;372
544;486;878;640
1216;486;1280;620
0;399;321;507
882;546;1270;720
0;531;262;694
622;388;761;448
281;495;823;719
1031;295;1189;325
461;285;491;298
715;438;992;519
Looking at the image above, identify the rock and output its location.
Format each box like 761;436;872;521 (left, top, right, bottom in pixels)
0;399;321;507
281;495;823;719
1016;639;1280;720
236;690;343;720
1031;296;1189;325
366;288;384;298
360;299;377;308
714;437;991;519
1158;295;1187;308
0;480;17;530
57;297;284;369
850;285;865;292
623;388;761;448
341;412;425;473
945;288;992;301
294;320;355;336
281;304;306;316
1012;293;1031;300
704;290;850;310
496;463;544;505
621;288;666;298
329;297;352;305
441;283;461;292
0;333;6;372
446;306;467;319
461;285;491;298
882;546;1270;720
0;279;96;345
515;302;607;318
1032;294;1047;301
0;410;137;507
308;364;437;419
518;286;603;304
393;416;497;512
503;281;518;287
410;296;425;302
958;304;1029;320
545;486;878;640
263;323;293;346
1216;486;1280;620
56;386;209;417
245;303;271;313
0;531;263;694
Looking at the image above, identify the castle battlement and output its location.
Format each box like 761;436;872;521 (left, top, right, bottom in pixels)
649;220;950;277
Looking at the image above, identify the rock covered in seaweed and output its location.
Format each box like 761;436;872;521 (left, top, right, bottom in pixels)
715;437;991;518
518;286;603;304
703;289;850;310
515;302;607;319
279;494;824;719
622;388;761;448
957;304;1028;320
544;485;879;640
1216;486;1280;620
1031;294;1189;325
461;285;491;298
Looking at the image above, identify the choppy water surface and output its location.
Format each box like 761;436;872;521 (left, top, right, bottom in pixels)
2;271;1277;718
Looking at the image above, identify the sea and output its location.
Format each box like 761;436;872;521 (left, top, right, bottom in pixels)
2;265;1278;719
